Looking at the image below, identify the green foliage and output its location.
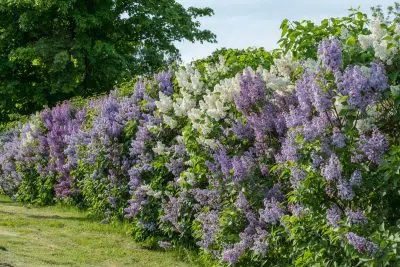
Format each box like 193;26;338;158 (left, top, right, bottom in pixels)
195;47;273;77
278;8;369;59
0;0;216;122
16;170;56;206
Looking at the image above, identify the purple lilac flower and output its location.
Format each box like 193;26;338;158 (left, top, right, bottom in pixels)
214;148;232;178
259;198;284;225
235;69;266;115
290;167;306;188
332;128;346;148
274;113;287;136
276;129;299;163
303;113;330;141
197;210;220;249
250;227;269;256
232;153;254;183
289;204;305;217
337;63;388;110
124;187;148;218
125;103;159;220
318;38;342;72
155;71;174;96
369;62;388;89
264;183;285;202
350;170;362;186
247;104;279;142
41;103;84;198
296;73;313;114
345;232;379;256
222;242;246;265
230;121;254;139
260;164;269;177
235;192;250;210
345;208;367;225
321;153;342;181
337;66;369;109
166;158;186;178
161;196;184;233
357;127;388;164
326;204;342;227
311;152;324;169
337;179;355;200
192;189;220;208
284;107;308;129
308;76;332;113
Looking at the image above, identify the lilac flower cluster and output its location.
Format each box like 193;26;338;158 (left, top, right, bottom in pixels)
235;70;266;115
197;210;219;249
259;198;284;225
327;204;342;227
356;127;388;164
321;154;342;182
345;232;379;256
345;208;368;225
156;71;174;96
0;129;23;194
41;103;84;197
318;38;342;72
337;63;388;110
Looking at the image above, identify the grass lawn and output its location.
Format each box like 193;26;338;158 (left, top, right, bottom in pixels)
0;195;195;267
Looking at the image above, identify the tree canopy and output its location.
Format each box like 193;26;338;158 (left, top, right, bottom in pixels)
0;0;216;121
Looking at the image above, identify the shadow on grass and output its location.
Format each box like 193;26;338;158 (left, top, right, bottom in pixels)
0;210;93;222
25;214;93;222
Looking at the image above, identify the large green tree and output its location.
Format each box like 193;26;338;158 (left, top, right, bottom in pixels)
0;0;215;121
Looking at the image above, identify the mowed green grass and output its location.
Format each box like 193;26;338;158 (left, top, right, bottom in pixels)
0;195;193;267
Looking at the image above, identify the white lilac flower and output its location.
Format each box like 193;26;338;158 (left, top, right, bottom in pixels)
163;115;178;129
205;55;229;80
152;141;167;155
340;26;350;40
176;64;204;96
214;76;241;103
200;92;227;120
173;92;196;117
155;92;173;114
358;19;398;64
187;108;202;124
358;34;374;50
272;54;299;78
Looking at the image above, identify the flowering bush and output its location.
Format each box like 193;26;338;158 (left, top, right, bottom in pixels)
1;3;400;266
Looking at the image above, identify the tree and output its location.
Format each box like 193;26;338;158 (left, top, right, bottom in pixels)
0;0;216;121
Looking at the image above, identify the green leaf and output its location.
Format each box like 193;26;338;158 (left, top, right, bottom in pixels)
346;36;357;45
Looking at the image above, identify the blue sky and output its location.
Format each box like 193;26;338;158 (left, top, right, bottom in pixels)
176;0;394;62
